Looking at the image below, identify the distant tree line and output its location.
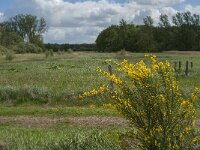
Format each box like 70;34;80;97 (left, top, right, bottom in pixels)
96;11;200;52
44;43;97;52
1;11;200;53
0;14;98;53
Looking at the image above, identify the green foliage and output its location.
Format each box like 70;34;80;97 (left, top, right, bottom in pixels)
11;42;43;53
119;49;127;56
0;30;23;47
0;45;8;55
0;126;120;150
96;25;120;52
96;11;200;52
82;55;200;149
0;14;46;51
4;14;47;46
67;48;73;53
46;131;119;150
45;49;54;58
0;52;200;107
49;49;54;56
5;50;15;61
143;16;154;27
48;63;64;70
57;49;65;55
0;86;51;105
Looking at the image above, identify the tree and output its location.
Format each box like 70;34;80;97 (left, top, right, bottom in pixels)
172;12;184;27
118;19;128;50
4;14;47;46
156;14;172;50
172;11;200;50
95;11;200;52
140;16;157;52
0;23;23;47
158;14;170;28
96;25;120;52
143;16;154;27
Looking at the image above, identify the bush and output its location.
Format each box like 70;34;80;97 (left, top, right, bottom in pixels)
57;49;65;55
5;50;15;61
119;48;127;56
0;45;8;55
81;55;200;149
0;85;52;104
67;48;73;53
11;42;43;53
45;49;54;58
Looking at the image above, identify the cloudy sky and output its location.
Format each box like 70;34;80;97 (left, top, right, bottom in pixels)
0;0;200;44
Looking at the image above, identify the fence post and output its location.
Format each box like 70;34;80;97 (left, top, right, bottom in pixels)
179;61;182;70
108;65;114;91
191;62;193;69
185;61;189;76
174;61;177;71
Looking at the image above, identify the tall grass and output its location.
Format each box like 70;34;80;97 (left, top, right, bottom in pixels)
0;52;199;105
0;127;120;150
0;85;52;105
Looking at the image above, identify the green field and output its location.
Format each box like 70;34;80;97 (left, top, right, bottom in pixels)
0;51;200;149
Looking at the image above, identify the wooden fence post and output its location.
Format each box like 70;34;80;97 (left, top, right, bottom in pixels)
108;65;114;91
185;61;189;76
191;62;193;69
174;61;177;71
179;61;182;70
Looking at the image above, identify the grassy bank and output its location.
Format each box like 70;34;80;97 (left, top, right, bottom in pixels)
0;52;200;106
0;51;200;149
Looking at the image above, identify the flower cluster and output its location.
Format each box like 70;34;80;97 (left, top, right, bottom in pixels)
81;55;199;149
79;84;108;99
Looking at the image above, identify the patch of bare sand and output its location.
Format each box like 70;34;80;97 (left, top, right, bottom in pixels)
2;116;200;129
0;116;128;128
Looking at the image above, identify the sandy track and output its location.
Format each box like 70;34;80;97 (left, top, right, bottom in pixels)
1;116;200;128
0;116;128;127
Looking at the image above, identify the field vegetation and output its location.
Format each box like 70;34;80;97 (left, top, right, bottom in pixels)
0;52;199;149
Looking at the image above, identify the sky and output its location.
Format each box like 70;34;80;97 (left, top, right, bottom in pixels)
0;0;200;44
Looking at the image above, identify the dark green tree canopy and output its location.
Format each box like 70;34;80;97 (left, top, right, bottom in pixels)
96;11;200;52
159;14;170;28
0;22;23;47
3;14;47;44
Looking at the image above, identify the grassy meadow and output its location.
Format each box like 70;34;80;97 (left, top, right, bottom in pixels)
0;51;200;149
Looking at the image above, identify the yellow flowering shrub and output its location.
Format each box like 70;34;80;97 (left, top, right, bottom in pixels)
80;55;199;149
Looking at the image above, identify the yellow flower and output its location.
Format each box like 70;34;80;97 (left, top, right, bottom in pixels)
179;134;184;140
79;85;108;99
145;54;157;63
102;103;116;110
184;127;191;133
109;74;122;85
89;104;96;108
181;100;187;106
192;137;198;143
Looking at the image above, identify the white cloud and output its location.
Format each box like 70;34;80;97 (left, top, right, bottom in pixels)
185;4;200;15
44;26;103;44
130;0;185;5
0;12;5;22
2;0;183;43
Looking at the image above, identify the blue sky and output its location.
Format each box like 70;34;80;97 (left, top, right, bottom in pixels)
0;0;200;43
0;0;13;11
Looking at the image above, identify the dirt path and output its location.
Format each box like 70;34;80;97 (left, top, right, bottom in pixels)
0;116;128;128
1;116;200;128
